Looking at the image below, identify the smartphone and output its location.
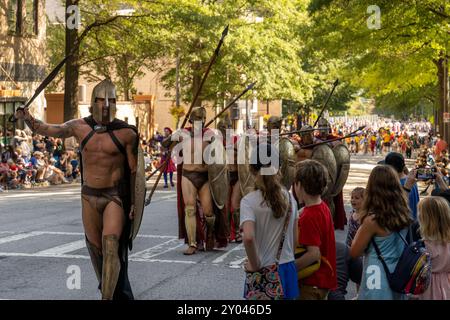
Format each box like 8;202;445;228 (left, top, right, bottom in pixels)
416;167;436;180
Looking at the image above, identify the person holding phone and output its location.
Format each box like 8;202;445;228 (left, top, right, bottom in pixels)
384;152;420;221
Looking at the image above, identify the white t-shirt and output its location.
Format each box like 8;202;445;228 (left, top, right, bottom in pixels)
240;189;298;267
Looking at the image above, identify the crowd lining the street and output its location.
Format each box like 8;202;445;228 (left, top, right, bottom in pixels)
0;129;80;192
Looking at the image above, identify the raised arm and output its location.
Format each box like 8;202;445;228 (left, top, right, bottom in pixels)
15;108;77;139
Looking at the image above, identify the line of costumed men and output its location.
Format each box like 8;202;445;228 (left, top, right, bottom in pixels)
163;111;350;255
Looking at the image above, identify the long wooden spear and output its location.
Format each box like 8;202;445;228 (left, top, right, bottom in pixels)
204;81;256;128
145;26;229;207
313;79;339;127
9;54;73;123
179;25;229;129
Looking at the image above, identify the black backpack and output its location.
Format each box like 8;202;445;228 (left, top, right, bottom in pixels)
371;230;432;295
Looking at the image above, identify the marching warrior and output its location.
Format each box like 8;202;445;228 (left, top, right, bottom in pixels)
315;118;348;230
315;118;340;147
168;106;227;255
294;125;315;162
217;118;241;243
15;79;137;300
295;121;349;230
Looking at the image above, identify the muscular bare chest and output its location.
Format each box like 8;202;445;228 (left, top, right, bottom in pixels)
81;132;125;163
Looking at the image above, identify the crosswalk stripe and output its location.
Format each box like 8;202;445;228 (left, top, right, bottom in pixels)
212;244;243;264
0;252;89;259
130;257;196;264
229;256;247;268
34;240;86;256
129;238;181;259
0;251;197;265
0;231;43;245
0;231;177;239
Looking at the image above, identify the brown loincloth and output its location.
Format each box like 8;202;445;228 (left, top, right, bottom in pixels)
182;170;209;190
81;185;123;214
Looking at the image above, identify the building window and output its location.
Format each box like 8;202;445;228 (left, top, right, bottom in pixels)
7;0;38;37
7;0;19;35
24;0;38;36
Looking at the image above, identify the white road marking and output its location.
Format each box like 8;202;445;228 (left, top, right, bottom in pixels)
129;238;182;259
34;240;86;256
0;230;176;239
0;191;79;199
129;257;196;264
0;252;89;259
136;234;177;239
0;231;242;266
212;244;243;264
0;231;44;245
0;251;197;265
229;256;247;268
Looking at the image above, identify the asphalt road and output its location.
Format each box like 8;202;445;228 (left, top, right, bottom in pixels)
0;153;412;300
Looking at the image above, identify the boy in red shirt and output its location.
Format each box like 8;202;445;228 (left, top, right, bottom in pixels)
294;159;337;300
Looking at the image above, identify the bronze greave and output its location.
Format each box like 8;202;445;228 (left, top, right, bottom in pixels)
101;234;121;300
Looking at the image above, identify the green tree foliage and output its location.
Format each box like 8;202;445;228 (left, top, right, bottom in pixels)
47;0;317;108
305;0;449;115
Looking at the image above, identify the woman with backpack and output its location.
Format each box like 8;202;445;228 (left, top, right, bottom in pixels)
417;197;450;300
350;165;415;300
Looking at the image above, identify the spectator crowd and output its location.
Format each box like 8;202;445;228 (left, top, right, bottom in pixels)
0;129;80;192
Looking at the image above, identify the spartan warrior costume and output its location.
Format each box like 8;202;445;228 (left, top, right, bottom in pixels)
266;116;296;190
176;107;228;254
81;79;138;299
314;118;349;229
217;117;239;242
294;120;349;229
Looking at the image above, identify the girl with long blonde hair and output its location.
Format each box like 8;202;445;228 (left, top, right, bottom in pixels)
417;197;450;300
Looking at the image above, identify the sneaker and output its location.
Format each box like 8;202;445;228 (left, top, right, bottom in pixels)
163;185;168;188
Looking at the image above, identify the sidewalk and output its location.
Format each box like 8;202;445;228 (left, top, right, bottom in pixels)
1;172;178;194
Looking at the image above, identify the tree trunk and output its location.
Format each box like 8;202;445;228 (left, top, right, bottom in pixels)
64;0;80;122
435;56;449;143
124;85;130;101
176;52;181;107
192;60;202;107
